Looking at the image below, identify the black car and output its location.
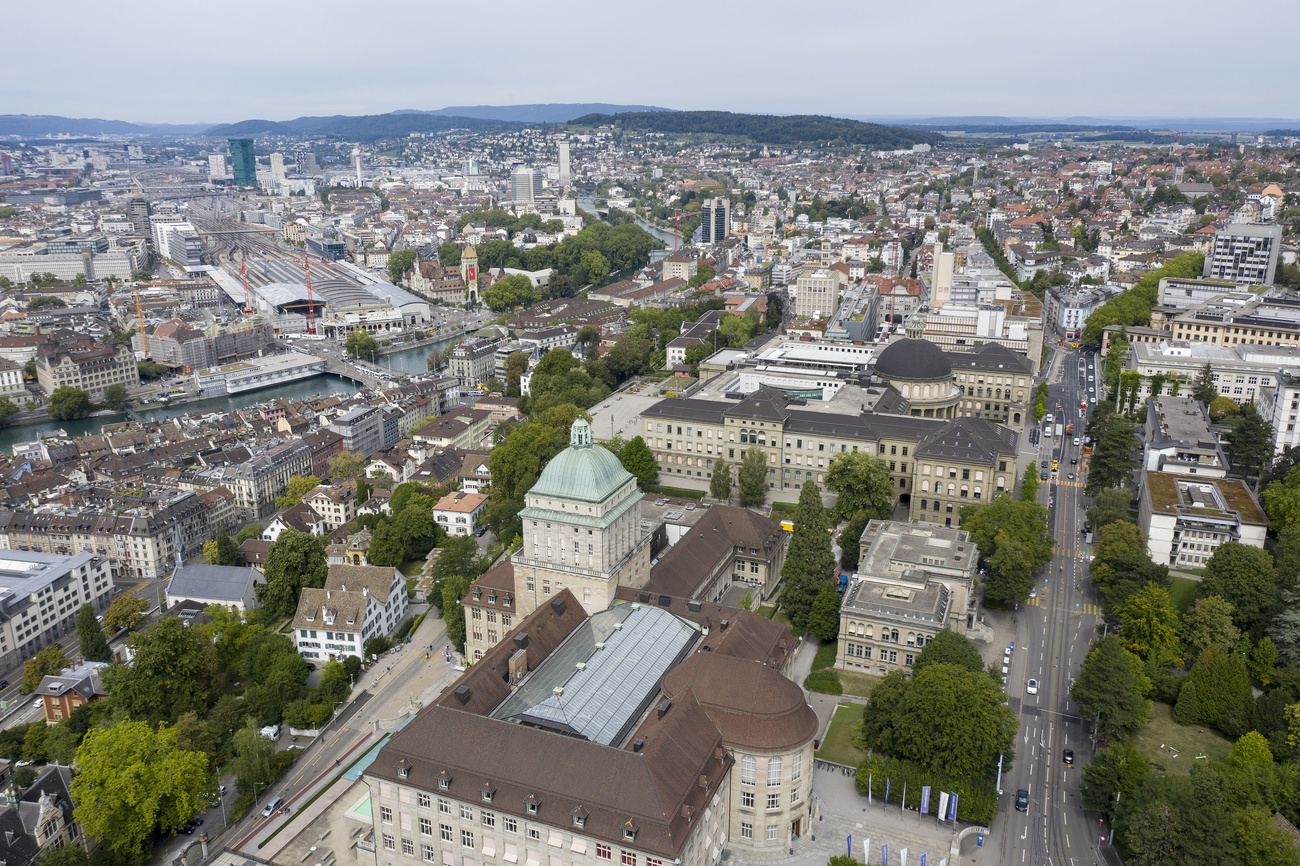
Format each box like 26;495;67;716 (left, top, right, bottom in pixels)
181;823;195;835
1015;789;1029;812
1070;457;1078;464
1064;749;1074;766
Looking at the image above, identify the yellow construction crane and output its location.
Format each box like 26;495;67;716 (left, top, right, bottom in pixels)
134;288;147;356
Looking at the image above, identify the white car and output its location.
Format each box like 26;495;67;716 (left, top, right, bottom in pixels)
1026;679;1039;695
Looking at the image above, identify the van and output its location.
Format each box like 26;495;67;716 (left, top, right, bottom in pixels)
260;724;281;740
262;796;283;817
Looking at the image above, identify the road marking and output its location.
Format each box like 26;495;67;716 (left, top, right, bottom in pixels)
1066;833;1070;848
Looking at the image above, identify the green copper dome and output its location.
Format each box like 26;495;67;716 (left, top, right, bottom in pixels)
528;418;634;504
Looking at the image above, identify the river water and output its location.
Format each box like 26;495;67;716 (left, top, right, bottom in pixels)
0;335;462;454
576;195;679;248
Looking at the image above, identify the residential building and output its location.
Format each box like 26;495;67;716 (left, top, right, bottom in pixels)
34;334;139;399
0;551;113;670
196;439;313;521
1259;369;1300;455
305;485;358;532
432;491;489;536
293;563;410;662
837;520;982;675
644;505;788;602
448;338;499;388
1127;339;1289;405
639;386;1019;527
0;766;88;866
700;197;731;244
1142;397;1228;477
1043;285;1109;338
1138;472;1268;567
1204;224;1281;286
329;406;384;458
411;409;492;451
363;589;816;866
34;661;108;723
166;563;265;611
229;138;257;187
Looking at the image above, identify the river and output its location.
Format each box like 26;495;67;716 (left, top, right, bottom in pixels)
0;335;463;454
576;194;680;248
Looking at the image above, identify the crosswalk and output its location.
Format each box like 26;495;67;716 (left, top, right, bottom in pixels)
1053;479;1086;488
1025;595;1101;616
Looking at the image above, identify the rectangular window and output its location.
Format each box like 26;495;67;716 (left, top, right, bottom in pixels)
420;818;433;836
403;838;414;856
461;830;475;849
791;752;802;783
381;806;393;824
460;805;473;820
767;793;780;809
767;825;779;841
438;799;451;815
621;852;636;866
504;817;517;833
597;844;612;860
383;834;395;851
482;811;496;827
741;791;754;808
418;793;431;808
740;823;753;840
423;845;437;862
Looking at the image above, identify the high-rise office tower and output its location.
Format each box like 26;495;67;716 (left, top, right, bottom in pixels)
269;152;286;181
557;141;571;188
228;139;257;187
1204;223;1282;286
127;198;150;235
208;153;227;180
511;167;542;203
700;197;731;244
463;159;479;177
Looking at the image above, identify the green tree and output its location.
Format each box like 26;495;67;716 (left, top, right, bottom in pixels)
328;451;369;481
1173;678;1200;724
709;459;732;502
891;662;1018;778
580;250;610;285
1227;730;1273;768
21;721;46;763
103;616;217;724
1185;647;1252;728
1182;595;1240;660
1234;808;1300;866
1071;636;1152;744
912;629;984;676
1225;403;1276;486
1192;362;1218;405
837;510;872;571
76;603;111;663
805;587;841;641
959;496;1053;605
1020;462;1039;502
504;351;530;395
368;519;405;567
1081;741;1149;820
442;573;471;653
737;447;768;508
236;522;263;544
230;717;274;796
21;646;69;693
344;330;381;361
387;249;417;283
275;474;320;509
1085;408;1139;495
171;710;218;762
1116;771;1237;866
46;386;91;421
824;451;895;523
71;720;210;857
256;528;328;617
1116;584;1181;662
778;481;837;632
1102;330;1129;401
100;383;129;411
616;436;658;487
43;723;80;766
853;670;911;753
213;529;243;566
1249;636;1279;683
1198;542;1281;634
1087;487;1135;529
100;594;150;633
1208;395;1242;422
0;396;18;428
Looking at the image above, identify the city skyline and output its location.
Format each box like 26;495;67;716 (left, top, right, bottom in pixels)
7;0;1300;124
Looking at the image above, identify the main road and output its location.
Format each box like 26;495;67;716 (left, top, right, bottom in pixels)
998;347;1113;866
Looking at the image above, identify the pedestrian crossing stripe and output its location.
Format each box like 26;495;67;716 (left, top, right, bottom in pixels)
1055;480;1085;488
1071;603;1100;616
1026;596;1041;606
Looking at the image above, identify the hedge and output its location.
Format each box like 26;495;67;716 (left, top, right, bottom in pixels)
804;669;843;695
811;642;838;671
855;755;998;825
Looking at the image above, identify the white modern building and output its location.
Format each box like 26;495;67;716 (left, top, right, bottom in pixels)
1204;224;1282;286
1138;472;1268;567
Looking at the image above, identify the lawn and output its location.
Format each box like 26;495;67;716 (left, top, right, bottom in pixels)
1168;576;1199;615
1134;701;1232;774
838;670;881;699
399;559;425;577
817;704;866;768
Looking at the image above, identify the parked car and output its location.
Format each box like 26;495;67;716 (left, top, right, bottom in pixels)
1027;679;1038;695
1015;789;1029;812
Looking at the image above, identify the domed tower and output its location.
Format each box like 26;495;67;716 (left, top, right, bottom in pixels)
873;319;960;418
512;418;652;614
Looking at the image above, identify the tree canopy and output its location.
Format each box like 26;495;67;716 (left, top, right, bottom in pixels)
778;481;836;632
1071;636;1151;744
958;496;1052;605
255;528;328;617
824;451;895;523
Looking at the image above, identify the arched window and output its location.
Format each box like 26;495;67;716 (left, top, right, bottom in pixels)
961;485;969;498
996;476;1006;490
741;755;756;785
891;629;899;642
933;500;940;512
947;484;955;496
974;486;982;499
864;626;873;639
767;757;782;786
921;480;930;492
919;499;928;511
924;384;931;398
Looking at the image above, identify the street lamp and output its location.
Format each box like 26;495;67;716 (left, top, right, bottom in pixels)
214;768;228;828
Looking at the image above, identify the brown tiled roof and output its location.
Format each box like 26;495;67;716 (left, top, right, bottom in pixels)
326;564;397;603
462;560;515;612
661;653;817;752
645;505;783;599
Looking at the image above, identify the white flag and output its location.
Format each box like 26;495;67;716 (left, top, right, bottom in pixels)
864;839;870;865
900;848;908;866
937;791;950;822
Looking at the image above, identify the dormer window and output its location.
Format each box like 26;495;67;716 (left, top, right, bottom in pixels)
487;594;496;604
571;806;588;828
481;781;495;803
437;770;452;790
396;759;412;779
472;590;481;601
503;597;512;608
621;819;638;842
524;793;541;815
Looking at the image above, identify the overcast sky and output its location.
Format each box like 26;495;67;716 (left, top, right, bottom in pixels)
9;0;1299;124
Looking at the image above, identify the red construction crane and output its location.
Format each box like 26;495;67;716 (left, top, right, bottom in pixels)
238;255;252;314
304;258;316;334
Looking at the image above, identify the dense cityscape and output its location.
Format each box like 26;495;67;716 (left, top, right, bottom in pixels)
0;90;1298;866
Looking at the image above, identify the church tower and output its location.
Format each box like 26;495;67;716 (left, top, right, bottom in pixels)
460;244;479;304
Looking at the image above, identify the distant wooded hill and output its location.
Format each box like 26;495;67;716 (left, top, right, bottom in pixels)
567;110;941;148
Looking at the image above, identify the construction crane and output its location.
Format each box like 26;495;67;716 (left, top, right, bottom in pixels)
304;258;316;334
134;288;147;356
239;255;252;314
